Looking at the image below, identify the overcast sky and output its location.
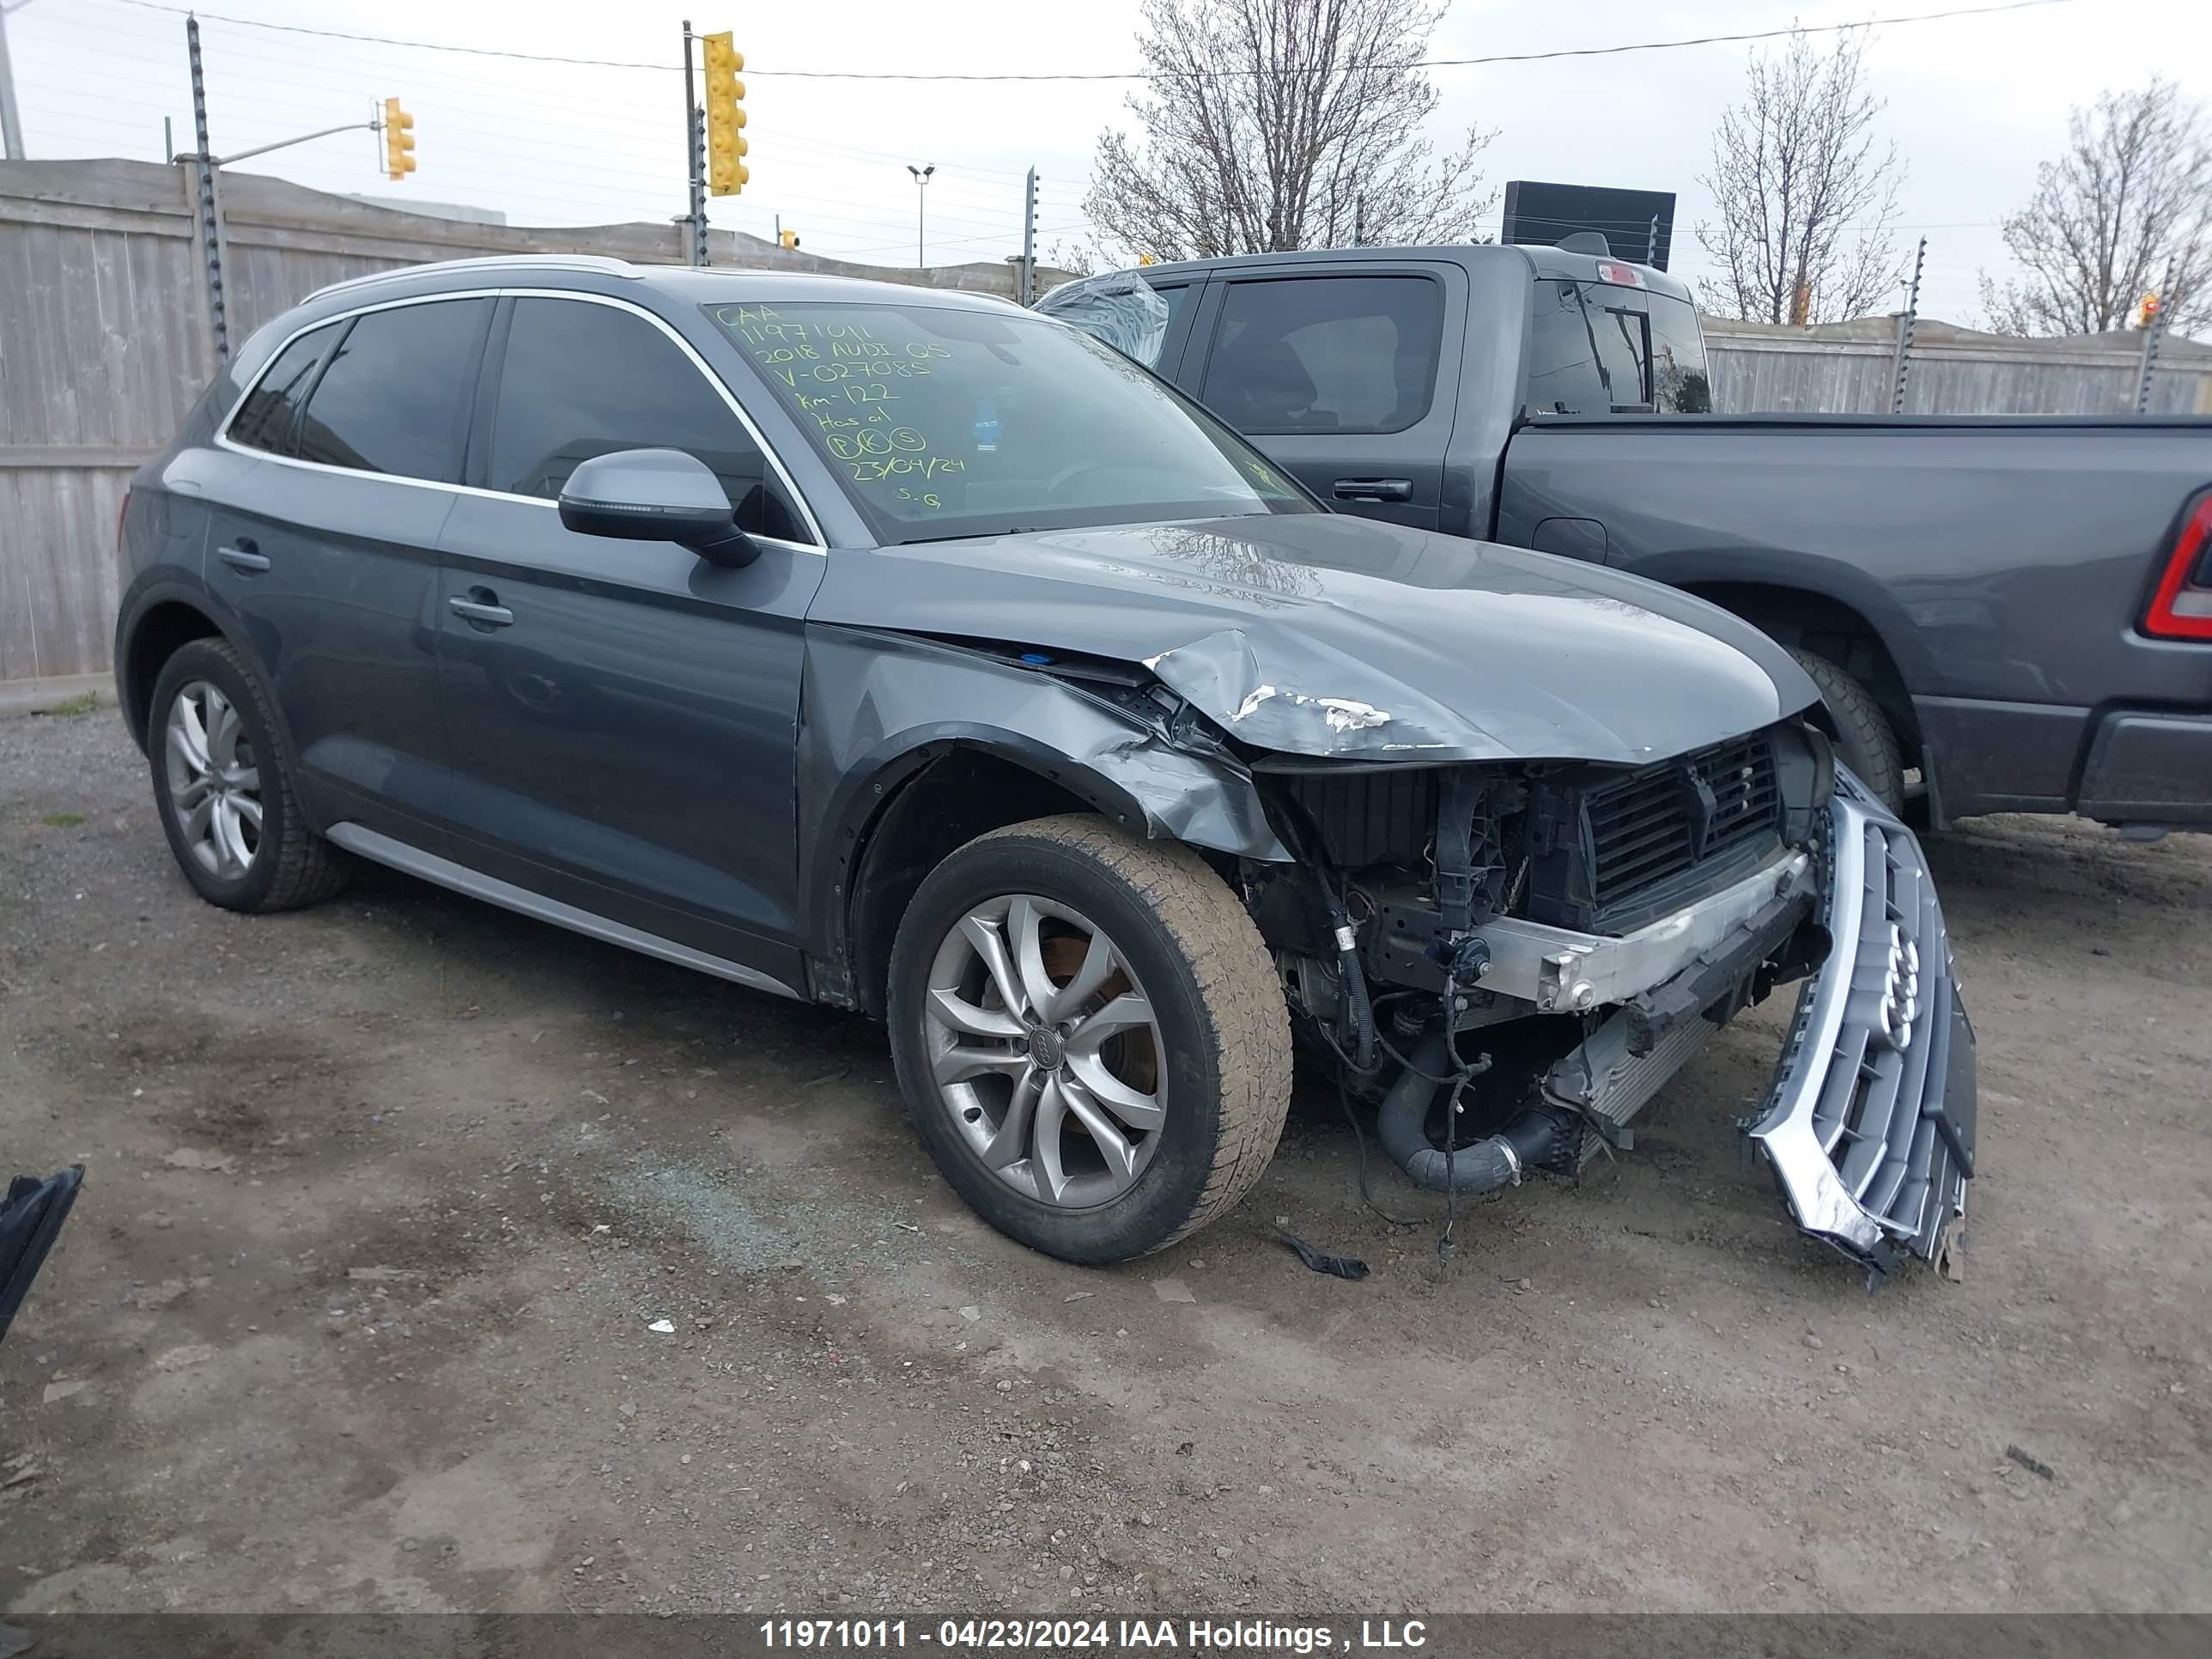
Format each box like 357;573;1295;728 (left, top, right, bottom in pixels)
9;0;2209;322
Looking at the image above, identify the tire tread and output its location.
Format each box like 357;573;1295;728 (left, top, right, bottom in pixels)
1790;647;1905;812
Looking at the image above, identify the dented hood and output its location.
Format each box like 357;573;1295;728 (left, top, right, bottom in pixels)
809;514;1819;763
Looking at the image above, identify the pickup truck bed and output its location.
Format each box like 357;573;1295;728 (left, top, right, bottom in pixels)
1500;414;2212;823
1043;248;2212;831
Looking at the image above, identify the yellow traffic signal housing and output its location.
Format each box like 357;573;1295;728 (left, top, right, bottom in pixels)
382;98;416;181
2142;292;2163;329
702;33;748;197
779;228;799;250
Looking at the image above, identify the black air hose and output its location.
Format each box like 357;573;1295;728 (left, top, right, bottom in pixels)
1376;1030;1576;1196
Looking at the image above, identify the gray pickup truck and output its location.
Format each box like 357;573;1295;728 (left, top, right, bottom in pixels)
1043;248;2212;832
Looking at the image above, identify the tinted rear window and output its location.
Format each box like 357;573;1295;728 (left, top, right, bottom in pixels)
1527;282;1711;415
293;299;491;483
228;323;339;456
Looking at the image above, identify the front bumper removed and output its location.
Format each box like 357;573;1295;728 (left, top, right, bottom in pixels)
1747;783;1976;1279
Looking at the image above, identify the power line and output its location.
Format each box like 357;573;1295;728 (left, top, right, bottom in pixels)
102;0;2081;82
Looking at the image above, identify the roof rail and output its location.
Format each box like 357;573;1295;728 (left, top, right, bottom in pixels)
303;253;641;304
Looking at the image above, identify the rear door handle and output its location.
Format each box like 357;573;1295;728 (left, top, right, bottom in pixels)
448;594;514;629
1332;478;1413;503
216;539;269;574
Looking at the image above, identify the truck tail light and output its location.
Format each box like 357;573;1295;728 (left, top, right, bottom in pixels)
2144;492;2212;641
1595;260;1645;289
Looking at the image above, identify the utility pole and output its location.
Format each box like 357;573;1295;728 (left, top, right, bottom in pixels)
907;163;933;267
2136;260;2175;416
0;0;34;162
1890;236;1926;416
1019;168;1037;305
681;21;707;268
185;15;228;364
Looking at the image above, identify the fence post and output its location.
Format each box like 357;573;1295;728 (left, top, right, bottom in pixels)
185;16;229;365
1020;168;1037;306
1890;236;1925;415
2136;260;2175;415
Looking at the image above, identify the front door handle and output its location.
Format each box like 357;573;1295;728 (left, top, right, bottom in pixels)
216;538;269;574
1332;477;1413;503
448;593;514;629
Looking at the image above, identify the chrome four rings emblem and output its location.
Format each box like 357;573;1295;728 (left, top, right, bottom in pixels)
1871;921;1922;1051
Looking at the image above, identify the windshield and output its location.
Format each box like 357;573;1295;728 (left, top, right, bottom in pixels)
1525;281;1711;416
708;300;1314;544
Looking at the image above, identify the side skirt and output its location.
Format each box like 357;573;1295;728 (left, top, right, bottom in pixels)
324;822;806;1002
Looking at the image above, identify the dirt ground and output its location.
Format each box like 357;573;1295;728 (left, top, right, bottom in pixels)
2;702;2206;1618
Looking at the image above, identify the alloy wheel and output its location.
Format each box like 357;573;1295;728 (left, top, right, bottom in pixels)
164;680;263;880
921;894;1166;1207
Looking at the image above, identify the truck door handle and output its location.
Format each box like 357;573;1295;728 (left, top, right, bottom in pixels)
1333;477;1413;503
448;592;514;629
216;538;269;574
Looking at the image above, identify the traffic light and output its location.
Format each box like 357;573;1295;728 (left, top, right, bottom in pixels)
779;228;800;249
702;33;748;197
2141;292;2162;329
382;98;416;181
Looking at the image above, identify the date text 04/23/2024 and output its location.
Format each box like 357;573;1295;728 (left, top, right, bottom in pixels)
757;1620;1429;1651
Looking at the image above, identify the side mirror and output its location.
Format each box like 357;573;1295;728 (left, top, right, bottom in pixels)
557;448;760;568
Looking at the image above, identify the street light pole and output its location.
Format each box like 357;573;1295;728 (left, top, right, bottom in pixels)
0;0;38;162
907;162;934;267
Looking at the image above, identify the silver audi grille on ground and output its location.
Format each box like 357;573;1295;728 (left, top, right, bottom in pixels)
1747;786;1977;1275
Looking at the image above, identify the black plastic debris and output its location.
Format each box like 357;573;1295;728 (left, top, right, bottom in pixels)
1272;1225;1370;1280
0;1165;84;1347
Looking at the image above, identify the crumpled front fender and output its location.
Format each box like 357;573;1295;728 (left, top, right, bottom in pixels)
796;627;1291;998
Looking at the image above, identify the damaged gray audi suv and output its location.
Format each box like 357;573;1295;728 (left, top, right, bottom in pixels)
113;258;1975;1276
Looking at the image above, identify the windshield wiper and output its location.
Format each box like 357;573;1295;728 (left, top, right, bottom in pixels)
893;527;1042;546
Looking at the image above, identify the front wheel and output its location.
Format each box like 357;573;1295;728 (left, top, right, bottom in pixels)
887;815;1292;1264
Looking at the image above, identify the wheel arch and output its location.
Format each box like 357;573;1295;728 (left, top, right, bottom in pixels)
116;583;233;752
811;732;1183;1018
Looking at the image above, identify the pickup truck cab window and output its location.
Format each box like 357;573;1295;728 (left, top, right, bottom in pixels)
1200;275;1443;435
707;299;1313;544
292;298;493;483
487;295;806;543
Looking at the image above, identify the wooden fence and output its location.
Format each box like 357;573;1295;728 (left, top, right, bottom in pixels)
1703;315;2212;416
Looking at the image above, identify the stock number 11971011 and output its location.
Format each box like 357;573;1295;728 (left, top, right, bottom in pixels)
758;1620;1122;1648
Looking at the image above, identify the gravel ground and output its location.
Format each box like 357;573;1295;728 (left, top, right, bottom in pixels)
2;704;2207;1615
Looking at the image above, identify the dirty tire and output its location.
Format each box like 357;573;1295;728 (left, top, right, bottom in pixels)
887;814;1293;1265
1790;647;1905;814
148;636;354;914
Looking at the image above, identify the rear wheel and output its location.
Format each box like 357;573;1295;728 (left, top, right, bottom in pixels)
1791;647;1905;814
887;815;1292;1263
149;638;353;913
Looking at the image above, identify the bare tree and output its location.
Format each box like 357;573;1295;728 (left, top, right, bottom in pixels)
1978;81;2212;339
1694;27;1906;325
1082;0;1495;263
